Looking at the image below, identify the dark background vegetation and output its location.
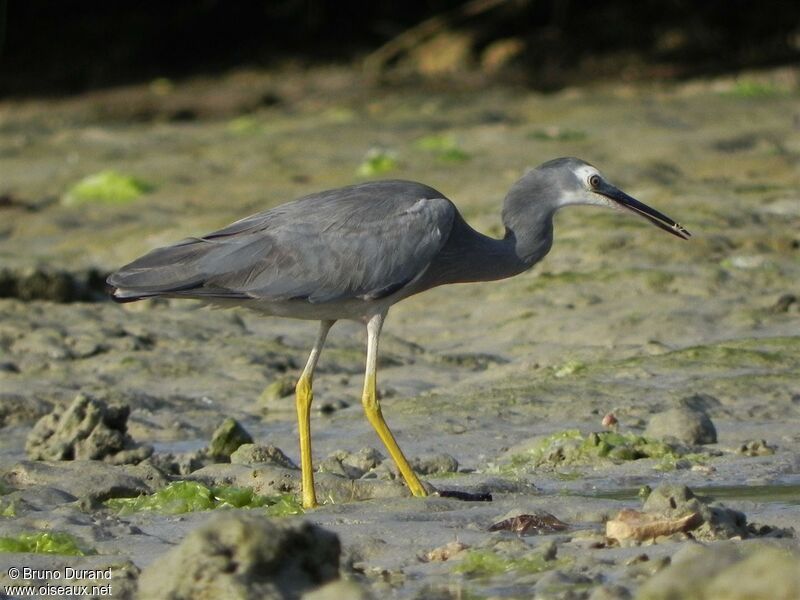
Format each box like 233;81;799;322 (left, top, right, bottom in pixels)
0;0;799;97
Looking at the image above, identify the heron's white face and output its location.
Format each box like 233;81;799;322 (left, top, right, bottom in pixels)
557;163;620;210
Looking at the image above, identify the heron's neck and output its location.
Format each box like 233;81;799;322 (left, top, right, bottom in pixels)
499;197;555;272
433;210;554;284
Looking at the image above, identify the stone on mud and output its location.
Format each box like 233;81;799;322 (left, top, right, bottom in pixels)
4;460;167;502
208;417;254;460
319;448;385;479
411;452;459;475
189;462;408;503
137;512;340;600
25;393;153;464
642;484;748;541
0;393;52;427
146;450;215;476
737;439;775;456
637;542;800;600
258;376;297;410
645;406;717;445
230;444;298;469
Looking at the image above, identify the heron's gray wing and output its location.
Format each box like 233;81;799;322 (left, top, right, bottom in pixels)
109;181;456;304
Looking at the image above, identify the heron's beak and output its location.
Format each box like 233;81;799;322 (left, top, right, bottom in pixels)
597;181;691;240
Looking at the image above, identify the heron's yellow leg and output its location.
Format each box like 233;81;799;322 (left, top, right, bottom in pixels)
361;313;427;498
295;320;335;509
295;375;316;508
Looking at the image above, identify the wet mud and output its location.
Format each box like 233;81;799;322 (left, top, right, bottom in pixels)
1;66;799;598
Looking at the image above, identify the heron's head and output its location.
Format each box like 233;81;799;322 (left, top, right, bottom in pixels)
516;157;690;240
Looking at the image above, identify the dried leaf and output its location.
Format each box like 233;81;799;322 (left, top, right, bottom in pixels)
606;508;702;542
488;512;570;535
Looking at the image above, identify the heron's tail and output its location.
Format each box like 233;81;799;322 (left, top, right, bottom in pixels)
107;238;211;302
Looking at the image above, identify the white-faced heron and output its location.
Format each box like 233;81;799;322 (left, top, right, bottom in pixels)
108;157;690;508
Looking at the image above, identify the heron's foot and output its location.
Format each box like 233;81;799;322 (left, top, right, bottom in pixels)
404;472;429;498
301;490;318;510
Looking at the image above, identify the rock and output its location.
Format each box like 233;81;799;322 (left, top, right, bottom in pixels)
411;453;459;475
230;444;298;469
344;448;384;474
146;449;215;476
642;484;748;541
137;512;340;600
606;508;701;543
318;451;359;479
2;486;78;513
25;393;153;464
319;448;384;479
258;376;296;410
4;460;167;502
737;439;775;456
679;393;722;413
0;393;52;427
536;570;593;593
645;407;717;445
188;463;407;503
302;580;374;600
208;417;254;460
189;464;300;496
637;542;800;600
703;544;800;599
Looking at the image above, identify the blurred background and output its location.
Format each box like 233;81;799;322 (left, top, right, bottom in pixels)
1;0;799;96
0;1;799;301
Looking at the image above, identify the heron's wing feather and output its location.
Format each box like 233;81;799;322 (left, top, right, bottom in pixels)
109;181;456;304
206;195;455;303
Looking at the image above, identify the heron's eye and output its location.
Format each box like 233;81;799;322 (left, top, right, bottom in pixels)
588;174;601;189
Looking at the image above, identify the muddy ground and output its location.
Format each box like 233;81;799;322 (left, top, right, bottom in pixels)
1;66;799;599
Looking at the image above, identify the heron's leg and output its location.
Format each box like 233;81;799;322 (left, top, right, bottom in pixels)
296;319;335;509
361;312;427;498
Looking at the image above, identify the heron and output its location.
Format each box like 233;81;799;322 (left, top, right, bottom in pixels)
108;157;690;508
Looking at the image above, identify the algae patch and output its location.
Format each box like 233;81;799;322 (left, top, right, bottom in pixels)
0;532;93;556
414;134;470;162
455;549;563;578
1;500;17;517
104;480;303;516
506;430;694;470
63;170;153;205
357;147;398;176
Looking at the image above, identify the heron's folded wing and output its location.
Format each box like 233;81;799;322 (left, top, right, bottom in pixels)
205;195;455;303
109;188;456;304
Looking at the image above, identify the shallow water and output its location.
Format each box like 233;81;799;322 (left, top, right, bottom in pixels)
587;484;800;506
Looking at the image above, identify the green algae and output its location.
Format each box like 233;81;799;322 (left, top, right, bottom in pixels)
726;79;787;98
552;360;586;378
104;480;303;516
508;429;685;470
0;532;93;556
455;549;563;578
1;500;16;517
227;116;263;136
414;134;470;162
63;170;153;206
259;376;296;405
357;148;398;176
